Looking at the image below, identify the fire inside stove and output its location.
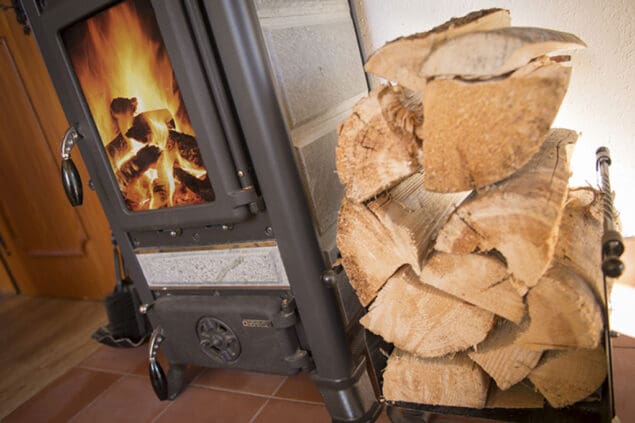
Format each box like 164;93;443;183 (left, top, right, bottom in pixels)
63;0;214;211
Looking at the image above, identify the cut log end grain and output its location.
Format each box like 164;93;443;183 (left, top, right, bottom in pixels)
421;61;571;193
528;347;607;408
336;199;404;306
515;264;604;351
360;266;494;358
337;173;468;305
421;27;586;79
435;129;576;289
469;319;542;390
336;86;420;202
383;349;490;408
554;187;605;300
486;382;544;409
365;8;511;92
420;253;525;323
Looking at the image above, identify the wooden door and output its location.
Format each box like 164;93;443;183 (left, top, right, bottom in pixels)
0;11;114;299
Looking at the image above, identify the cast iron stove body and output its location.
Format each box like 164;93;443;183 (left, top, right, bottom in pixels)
23;0;381;421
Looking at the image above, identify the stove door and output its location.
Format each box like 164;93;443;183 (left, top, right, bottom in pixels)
24;0;258;231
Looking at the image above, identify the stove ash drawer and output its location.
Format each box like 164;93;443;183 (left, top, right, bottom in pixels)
153;294;311;375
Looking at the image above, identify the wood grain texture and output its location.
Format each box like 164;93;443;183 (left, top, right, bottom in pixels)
0;295;106;418
383;349;490;408
421;27;585;79
0;14;114;299
365;8;511;92
553;188;605;300
360;266;494;357
528;347;607;408
435;129;575;289
515;263;603;350
420;253;525;323
469;319;542;390
336;85;420;202
485;382;544;409
421;63;571;193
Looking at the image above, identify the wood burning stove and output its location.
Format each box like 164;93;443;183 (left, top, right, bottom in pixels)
22;0;383;421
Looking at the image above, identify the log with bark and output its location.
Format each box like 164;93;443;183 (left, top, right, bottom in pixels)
528;347;607;408
337;173;467;305
435;129;575;290
336;85;421;202
125;109;176;144
360;266;494;357
420;27;585;79
383;349;490;408
365;8;511;92
173;165;215;202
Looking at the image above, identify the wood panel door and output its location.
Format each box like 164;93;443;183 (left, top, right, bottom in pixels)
0;11;115;299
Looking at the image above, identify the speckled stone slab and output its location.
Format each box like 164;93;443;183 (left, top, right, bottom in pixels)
136;245;290;288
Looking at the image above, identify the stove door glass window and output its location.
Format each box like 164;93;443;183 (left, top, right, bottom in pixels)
62;0;214;211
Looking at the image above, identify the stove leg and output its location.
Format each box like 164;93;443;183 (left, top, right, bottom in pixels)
166;363;187;400
313;356;383;423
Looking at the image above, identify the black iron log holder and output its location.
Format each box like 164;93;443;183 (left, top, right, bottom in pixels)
385;147;625;423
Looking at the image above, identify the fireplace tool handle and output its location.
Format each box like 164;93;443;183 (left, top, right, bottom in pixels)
60;127;83;206
596;147;624;278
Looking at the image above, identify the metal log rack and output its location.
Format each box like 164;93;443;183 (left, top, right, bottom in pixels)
383;146;625;423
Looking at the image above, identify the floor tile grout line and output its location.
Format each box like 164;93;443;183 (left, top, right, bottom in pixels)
248;398;271;423
187;383;275;400
150;398;175;423
66;374;125;423
75;365;142;377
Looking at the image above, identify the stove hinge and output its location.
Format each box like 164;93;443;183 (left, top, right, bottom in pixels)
228;185;263;214
273;298;314;371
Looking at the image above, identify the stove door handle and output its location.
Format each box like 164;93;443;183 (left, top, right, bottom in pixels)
59;127;83;207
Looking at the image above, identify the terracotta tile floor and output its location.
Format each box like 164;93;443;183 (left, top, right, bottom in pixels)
5;338;634;422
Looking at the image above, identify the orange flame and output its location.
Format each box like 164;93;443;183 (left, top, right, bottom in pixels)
63;0;213;210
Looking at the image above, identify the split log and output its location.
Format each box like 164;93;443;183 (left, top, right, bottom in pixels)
365;8;511;92
116;145;161;187
468;319;542;390
337;173;468;305
420;62;571;192
486;382;543;409
336;86;420;202
360;266;494;357
125;109;175;143
515;263;603;350
368;173;469;274
173;166;215;202
383;349;490;408
435;129;575;289
110;97;138;134
419;253;525;323
421;27;585;79
528;347;607;408
553;188;605;299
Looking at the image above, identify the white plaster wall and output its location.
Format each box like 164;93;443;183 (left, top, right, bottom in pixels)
352;0;635;235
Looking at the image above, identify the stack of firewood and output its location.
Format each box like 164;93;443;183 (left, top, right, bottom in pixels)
336;9;609;409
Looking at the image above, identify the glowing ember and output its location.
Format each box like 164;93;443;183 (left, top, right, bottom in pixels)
63;0;214;211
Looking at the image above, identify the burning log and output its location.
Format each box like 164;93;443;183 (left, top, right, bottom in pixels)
170;130;203;168
110;97;138;133
125;109;176;143
116;145;161;187
174;165;215;202
106;134;131;162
